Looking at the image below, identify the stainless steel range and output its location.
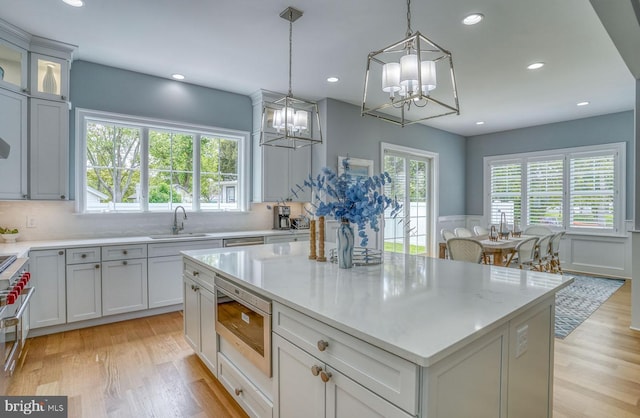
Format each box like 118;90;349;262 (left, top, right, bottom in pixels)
0;255;33;381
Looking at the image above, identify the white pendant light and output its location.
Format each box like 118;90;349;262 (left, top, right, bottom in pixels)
362;0;460;127
260;7;323;149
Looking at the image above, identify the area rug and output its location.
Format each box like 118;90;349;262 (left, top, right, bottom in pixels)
555;275;625;339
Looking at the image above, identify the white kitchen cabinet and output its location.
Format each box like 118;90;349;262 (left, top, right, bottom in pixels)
28;249;66;328
66;262;101;322
199;283;217;374
0;31;28;93
274;334;411;418
148;255;183;308
251;90;312;203
148;239;222;308
274;333;324;418
29;98;69;200
0;88;28;199
29;52;70;101
183;276;200;350
183;273;217;376
102;257;148;316
253;141;311;202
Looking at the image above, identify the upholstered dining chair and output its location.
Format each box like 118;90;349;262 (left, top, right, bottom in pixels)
523;225;553;236
454;227;474;238
446;238;484;264
505;236;539;269
535;234;553;271
441;229;455;242
473;226;489;236
548;231;565;274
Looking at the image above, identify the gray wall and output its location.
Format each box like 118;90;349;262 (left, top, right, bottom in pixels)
68;60;252;199
323;99;467;216
465;111;635;217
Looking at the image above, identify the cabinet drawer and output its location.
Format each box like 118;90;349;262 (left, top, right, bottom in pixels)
264;234;309;244
183;259;216;292
273;303;419;415
148;239;222;258
218;352;273;418
101;244;147;261
66;246;101;264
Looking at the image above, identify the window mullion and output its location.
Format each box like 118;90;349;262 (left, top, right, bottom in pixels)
193;134;201;212
140;127;149;212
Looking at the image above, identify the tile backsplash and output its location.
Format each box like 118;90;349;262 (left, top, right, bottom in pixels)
0;200;305;241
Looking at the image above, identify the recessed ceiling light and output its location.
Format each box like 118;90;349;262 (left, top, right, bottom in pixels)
62;0;84;7
527;62;545;70
577;101;590;106
327;77;339;83
463;14;484;25
171;74;185;80
476;121;485;125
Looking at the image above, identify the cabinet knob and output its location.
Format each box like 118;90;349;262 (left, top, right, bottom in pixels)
58;251;64;256
22;195;28;199
81;254;87;259
123;261;128;266
193;271;199;276
60;195;65;199
310;365;322;376
123;250;128;255
317;340;329;352
320;371;332;383
234;388;243;396
95;264;100;269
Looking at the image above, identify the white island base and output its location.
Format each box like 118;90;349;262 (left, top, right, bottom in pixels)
183;242;571;418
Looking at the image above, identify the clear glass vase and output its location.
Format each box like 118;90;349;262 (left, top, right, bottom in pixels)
336;218;354;269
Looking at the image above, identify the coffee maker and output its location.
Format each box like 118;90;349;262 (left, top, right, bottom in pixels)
273;205;291;230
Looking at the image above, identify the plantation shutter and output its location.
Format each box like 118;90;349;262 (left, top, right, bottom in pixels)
569;152;616;230
526;158;564;226
489;162;521;225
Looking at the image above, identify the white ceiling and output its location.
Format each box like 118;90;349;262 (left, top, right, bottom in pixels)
0;0;635;136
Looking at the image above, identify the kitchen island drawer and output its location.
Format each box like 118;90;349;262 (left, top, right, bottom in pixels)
273;302;419;415
183;259;215;291
218;352;273;418
101;244;147;261
66;246;101;264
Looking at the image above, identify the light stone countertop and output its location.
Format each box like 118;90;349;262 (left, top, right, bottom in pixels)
183;242;573;366
0;229;309;259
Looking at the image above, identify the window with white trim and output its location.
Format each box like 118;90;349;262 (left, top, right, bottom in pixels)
484;143;625;234
77;109;249;213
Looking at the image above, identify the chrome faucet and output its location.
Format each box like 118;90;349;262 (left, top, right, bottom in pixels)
172;206;187;234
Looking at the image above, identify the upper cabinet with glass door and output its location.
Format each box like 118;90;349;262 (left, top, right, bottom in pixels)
30;54;69;100
0;38;28;93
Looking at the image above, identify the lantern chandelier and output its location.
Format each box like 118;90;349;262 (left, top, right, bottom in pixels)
260;7;323;149
362;0;460;127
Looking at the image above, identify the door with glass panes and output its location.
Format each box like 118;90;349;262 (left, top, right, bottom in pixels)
383;148;434;256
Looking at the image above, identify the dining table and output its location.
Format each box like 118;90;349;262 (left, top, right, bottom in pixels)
439;235;529;266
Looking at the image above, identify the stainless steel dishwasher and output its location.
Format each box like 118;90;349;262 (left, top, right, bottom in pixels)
222;236;265;248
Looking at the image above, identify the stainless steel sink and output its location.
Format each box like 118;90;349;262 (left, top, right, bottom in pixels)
148;233;209;240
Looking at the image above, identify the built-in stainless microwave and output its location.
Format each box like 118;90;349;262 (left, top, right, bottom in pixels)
215;275;272;376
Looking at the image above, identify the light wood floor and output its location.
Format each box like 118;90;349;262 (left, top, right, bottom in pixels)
4;312;248;418
554;279;640;417
4;280;640;417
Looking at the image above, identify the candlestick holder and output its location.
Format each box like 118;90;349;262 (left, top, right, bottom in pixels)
309;219;317;259
317;216;327;262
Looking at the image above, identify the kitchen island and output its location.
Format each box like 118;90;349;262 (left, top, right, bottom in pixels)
183;242;573;418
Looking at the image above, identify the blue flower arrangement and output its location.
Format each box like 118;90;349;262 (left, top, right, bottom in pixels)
289;158;402;246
